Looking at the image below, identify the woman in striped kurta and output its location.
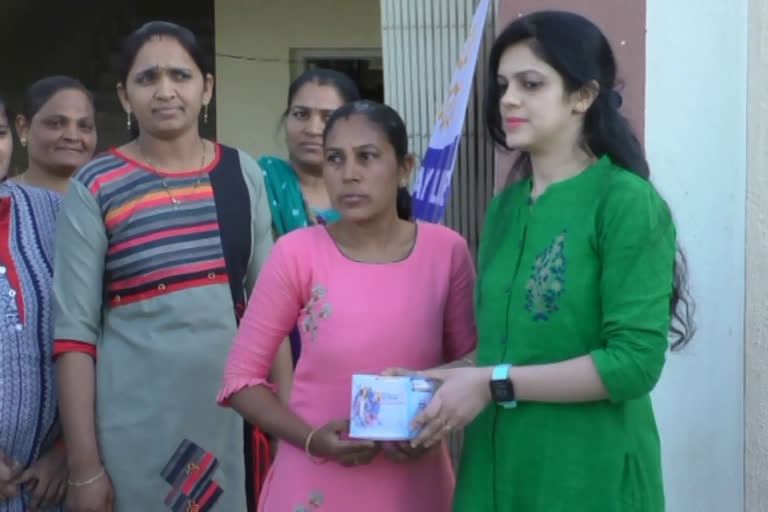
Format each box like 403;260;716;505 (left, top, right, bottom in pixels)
52;22;274;512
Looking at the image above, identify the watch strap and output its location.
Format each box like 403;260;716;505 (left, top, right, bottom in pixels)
492;364;511;381
491;364;517;408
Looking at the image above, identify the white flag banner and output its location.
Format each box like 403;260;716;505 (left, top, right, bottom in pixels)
411;0;491;222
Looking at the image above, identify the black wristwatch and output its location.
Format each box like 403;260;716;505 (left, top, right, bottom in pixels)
489;364;517;408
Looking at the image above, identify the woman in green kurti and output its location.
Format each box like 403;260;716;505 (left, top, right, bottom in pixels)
406;11;694;511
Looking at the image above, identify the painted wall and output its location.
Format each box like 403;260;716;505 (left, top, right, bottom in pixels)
214;0;381;158
745;0;768;509
646;0;746;510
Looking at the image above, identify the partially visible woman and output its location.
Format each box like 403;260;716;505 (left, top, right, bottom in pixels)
250;69;361;502
0;94;67;512
260;69;361;385
13;76;97;194
260;68;360;236
52;22;275;512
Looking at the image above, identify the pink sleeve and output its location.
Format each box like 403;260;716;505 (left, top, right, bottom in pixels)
442;235;478;361
217;238;304;406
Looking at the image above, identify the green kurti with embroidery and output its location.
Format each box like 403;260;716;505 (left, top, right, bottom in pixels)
454;156;675;512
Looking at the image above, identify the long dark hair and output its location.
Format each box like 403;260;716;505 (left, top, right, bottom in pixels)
487;11;694;349
118;21;211;139
323;100;412;221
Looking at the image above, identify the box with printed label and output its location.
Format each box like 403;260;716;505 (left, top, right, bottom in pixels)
348;374;436;440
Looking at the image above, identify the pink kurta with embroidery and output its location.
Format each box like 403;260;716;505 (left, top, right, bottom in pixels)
218;222;477;512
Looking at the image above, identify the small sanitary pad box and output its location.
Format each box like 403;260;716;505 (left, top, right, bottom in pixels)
348;374;437;440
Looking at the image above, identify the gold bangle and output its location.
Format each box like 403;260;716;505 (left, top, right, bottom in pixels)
304;427;326;464
67;467;106;487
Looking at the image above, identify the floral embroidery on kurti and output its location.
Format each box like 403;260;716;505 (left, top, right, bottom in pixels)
525;230;567;320
301;285;332;341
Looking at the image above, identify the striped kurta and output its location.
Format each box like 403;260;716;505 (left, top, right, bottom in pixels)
52;144;273;511
0;180;62;512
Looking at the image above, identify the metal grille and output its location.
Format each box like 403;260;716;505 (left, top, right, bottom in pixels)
381;0;497;260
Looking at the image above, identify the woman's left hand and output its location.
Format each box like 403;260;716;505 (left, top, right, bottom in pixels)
409;367;492;449
15;445;67;511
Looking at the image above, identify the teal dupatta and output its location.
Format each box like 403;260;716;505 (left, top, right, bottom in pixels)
257;155;339;236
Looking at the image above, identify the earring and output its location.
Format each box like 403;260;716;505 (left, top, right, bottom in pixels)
126;110;132;130
20;137;26;147
203;104;209;124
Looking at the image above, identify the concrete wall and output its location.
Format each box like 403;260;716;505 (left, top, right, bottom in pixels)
214;0;381;158
646;0;747;510
746;0;768;509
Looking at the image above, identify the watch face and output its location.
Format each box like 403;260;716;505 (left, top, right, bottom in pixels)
490;379;514;402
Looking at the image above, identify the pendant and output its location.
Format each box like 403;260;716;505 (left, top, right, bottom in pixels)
171;197;180;209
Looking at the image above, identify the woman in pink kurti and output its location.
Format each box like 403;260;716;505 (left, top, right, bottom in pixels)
218;101;476;511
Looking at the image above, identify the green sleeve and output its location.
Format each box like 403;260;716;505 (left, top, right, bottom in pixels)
53;179;107;345
240;150;275;295
590;177;676;402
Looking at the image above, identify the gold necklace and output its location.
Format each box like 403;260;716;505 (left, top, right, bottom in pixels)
138;139;207;209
